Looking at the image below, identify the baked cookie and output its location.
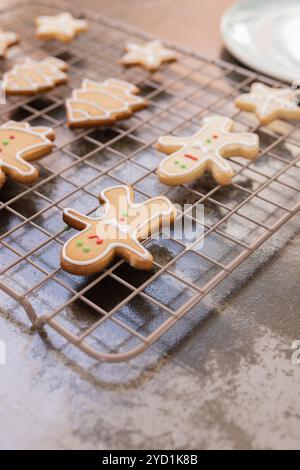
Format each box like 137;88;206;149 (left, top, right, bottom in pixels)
0;121;55;188
66;78;148;127
121;39;177;71
156;115;259;186
61;185;176;275
35;12;88;43
235;82;300;125
3;56;68;95
0;30;19;58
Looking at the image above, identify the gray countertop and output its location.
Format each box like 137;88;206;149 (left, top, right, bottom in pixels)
1;213;299;449
0;0;300;450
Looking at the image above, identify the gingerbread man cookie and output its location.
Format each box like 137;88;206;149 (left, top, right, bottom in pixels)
0;121;55;188
66;78;148;127
35;12;88;43
61;185;176;275
156;115;259;186
0;30;19;58
3;56;68;95
235;82;300;125
121;40;177;71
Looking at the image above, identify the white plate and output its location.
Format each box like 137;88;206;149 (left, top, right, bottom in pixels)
221;0;300;83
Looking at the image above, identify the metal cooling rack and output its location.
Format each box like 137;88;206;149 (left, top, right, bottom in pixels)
0;0;299;362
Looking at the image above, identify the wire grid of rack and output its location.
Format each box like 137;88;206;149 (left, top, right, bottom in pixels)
0;0;300;362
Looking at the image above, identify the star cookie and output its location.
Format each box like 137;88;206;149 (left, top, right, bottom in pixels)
121;39;177;71
3;56;68;95
35;12;88;43
235;82;300;125
66;78;148;127
61;185;177;275
156;115;259;186
0;121;55;188
0;30;19;58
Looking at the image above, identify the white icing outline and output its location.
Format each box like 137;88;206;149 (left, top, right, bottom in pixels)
158;116;258;177
0;30;18;56
36;12;88;41
237;83;300;119
62;185;175;266
0;122;54;177
3;57;67;93
122;40;177;69
66;77;146;124
66;98;112;123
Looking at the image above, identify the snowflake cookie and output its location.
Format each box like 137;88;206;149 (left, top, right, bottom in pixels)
235;82;300;125
35;12;88;43
121;40;177;71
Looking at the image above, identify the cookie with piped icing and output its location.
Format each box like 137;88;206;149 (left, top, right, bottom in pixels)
0;29;19;58
156;115;259;186
3;56;68;95
236;82;300;124
121;40;177;71
61;185;176;275
35;12;88;43
66;78;148;127
0;121;55;188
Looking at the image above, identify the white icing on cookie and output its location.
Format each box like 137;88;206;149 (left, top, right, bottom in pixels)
99;218;131;237
0;30;19;57
157;115;259;185
35;12;88;42
62;185;176;266
3;57;67;94
121;40;177;71
66;77;147;125
0;121;54;181
236;82;300;123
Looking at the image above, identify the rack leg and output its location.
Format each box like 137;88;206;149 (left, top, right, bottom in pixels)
0;280;43;329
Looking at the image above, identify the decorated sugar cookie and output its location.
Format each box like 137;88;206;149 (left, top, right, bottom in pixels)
0;121;55;188
121;40;177;71
236;82;300;125
156;115;259;186
0;30;19;58
3;56;68;95
61;185;176;275
66;78;148;127
35;12;88;43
